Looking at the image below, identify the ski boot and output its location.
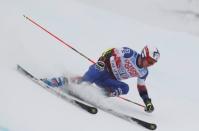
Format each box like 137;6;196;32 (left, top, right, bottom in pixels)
41;76;68;88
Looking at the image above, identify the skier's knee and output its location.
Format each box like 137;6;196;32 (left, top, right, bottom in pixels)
121;83;129;95
112;84;129;96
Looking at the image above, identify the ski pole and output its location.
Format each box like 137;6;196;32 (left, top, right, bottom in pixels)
118;96;145;108
23;15;96;64
23;15;145;108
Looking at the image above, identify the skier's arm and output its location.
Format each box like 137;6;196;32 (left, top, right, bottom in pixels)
137;78;149;101
95;48;114;71
98;48;114;62
137;76;154;113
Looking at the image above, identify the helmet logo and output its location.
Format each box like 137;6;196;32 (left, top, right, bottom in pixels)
153;49;160;61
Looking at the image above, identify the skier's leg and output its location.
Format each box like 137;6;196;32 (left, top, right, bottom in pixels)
96;79;129;97
81;64;105;83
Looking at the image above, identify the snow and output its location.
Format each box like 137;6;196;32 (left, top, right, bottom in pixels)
1;0;199;130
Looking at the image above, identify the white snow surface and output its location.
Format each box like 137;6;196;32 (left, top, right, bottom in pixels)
1;0;199;131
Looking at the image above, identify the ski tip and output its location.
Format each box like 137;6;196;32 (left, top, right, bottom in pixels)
90;108;98;114
149;124;157;130
130;117;157;130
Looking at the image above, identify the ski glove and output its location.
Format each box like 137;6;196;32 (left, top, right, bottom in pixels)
144;98;154;113
95;61;105;71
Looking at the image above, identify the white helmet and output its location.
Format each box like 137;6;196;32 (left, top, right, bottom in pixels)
141;45;160;62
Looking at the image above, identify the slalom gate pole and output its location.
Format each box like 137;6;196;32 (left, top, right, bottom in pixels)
23;15;145;108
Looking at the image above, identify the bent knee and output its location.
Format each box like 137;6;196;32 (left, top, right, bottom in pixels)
107;83;129;97
119;83;129;95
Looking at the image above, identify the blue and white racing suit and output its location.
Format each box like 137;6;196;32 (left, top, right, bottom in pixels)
81;47;149;100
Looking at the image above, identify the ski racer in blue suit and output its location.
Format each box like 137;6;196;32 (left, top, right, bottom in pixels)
42;45;160;113
80;45;160;113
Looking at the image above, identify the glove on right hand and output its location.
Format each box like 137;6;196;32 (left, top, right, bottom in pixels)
144;98;154;113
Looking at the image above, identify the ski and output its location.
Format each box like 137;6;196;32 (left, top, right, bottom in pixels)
130;116;157;130
65;89;157;130
17;65;98;114
105;109;157;130
17;65;156;130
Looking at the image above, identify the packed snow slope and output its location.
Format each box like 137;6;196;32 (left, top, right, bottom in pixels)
0;0;199;131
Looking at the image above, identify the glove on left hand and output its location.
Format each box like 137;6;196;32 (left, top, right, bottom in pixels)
95;61;105;71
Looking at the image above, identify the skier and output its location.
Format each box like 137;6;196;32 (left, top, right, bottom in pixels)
42;45;160;113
